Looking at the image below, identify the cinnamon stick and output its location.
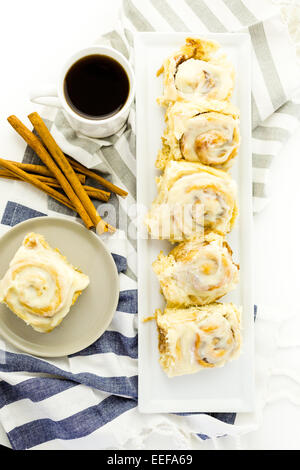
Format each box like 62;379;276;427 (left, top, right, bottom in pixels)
28;112;115;234
43;182;110;202
5;159;123;199
80;186;110;202
6;162;53;177
0;169;63;186
84;187;110;201
0;169;85;185
7;115;94;230
39;181;110;202
67;156;128;198
0;158;86;215
6;159;125;199
5;161;86;183
0;170;109;201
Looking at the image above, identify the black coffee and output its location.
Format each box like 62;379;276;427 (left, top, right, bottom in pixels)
64;54;130;120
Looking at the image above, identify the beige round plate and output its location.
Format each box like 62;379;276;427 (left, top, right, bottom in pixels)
0;217;119;357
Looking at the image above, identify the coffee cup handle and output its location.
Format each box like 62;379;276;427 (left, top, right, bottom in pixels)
29;86;62;108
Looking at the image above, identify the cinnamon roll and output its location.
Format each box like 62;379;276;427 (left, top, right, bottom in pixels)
153;233;239;307
156;100;240;170
145;161;238;241
0;233;90;333
156;303;241;377
157;37;235;106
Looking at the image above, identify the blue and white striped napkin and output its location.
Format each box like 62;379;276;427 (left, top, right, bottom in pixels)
0;0;300;450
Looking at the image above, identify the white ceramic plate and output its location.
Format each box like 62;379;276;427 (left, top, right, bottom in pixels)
0;217;119;357
135;32;254;413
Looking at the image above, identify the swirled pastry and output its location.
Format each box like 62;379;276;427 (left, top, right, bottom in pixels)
156;303;241;377
157;37;235;106
0;233;89;333
153;234;239;307
156;100;240;170
145;161;238;241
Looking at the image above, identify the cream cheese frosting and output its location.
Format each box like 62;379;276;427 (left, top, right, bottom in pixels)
156;100;240;170
180;112;238;164
174;58;234;101
156;303;241;377
0;233;89;333
153;233;239;307
145;161;238;241
157;37;235;106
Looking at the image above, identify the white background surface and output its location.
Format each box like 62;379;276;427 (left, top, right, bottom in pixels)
0;0;300;450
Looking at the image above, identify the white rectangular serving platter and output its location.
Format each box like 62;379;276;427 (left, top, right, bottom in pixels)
135;32;254;414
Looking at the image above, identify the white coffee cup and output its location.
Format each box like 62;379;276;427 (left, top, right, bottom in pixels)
30;46;135;138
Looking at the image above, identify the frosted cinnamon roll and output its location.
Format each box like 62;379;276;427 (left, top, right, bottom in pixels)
156;303;241;377
157;38;235;106
153;234;239;307
0;233;89;333
156;100;240;170
145;161;238;242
